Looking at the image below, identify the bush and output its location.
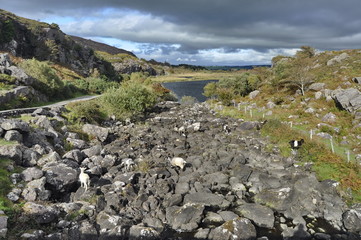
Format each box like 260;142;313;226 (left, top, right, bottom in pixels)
101;82;157;120
19;58;64;98
180;96;198;105
65;100;106;124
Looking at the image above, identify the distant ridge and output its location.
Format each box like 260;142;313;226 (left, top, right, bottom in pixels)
206;65;271;70
70;35;137;57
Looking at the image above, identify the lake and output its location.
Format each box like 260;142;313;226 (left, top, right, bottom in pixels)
162;80;218;102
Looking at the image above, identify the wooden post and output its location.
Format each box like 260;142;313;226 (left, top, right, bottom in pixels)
347;150;350;163
262;113;265;119
250;109;253;118
290;121;293;128
330;137;335;153
244;106;247;114
310;129;313;140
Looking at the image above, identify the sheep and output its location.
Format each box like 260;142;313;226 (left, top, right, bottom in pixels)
120;158;136;171
79;167;90;192
169;157;187;170
289;139;305;149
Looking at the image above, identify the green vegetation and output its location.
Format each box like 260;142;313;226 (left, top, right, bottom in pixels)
19;58;65;97
204;47;361;203
203;72;261;105
0;19;15;44
0;158;12;211
101;81;157;120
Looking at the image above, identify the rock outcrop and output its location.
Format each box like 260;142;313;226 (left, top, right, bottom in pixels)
0;101;360;239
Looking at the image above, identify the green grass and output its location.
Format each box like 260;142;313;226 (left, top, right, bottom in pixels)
0;139;17;146
0;158;13;211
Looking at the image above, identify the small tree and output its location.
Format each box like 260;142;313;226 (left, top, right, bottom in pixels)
279;57;314;96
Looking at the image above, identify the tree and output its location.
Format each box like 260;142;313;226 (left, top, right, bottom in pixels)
279;57;314;96
296;46;316;58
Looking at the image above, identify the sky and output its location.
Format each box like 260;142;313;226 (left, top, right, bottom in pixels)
1;0;361;66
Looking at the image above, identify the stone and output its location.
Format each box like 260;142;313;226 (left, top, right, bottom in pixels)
309;83;326;91
23;202;58;224
1;119;30;132
43;163;78;193
202;212;224;226
82;124;109;142
249;90;260;99
82;145;102;158
235;203;275;229
315;91;323;100
267;101;276;109
327;52;349;66
79;220;98;240
129;224;160;240
332;88;361;113
208;218;257;240
21;167;43;182
66;138;88;149
184;192;229;209
282;224;311;240
0;211;8;239
166;203;204;231
322;112;337;123
32;108;54;117
37;151;61;167
22;148;41;167
4;130;23;142
63;149;85;163
0;144;23;165
343;208;361;232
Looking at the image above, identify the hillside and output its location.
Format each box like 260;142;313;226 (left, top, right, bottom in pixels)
205;46;361;203
70;35;136;57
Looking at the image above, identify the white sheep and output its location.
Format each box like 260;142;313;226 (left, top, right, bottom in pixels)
121;158;136;171
79;167;90;192
169;157;187;170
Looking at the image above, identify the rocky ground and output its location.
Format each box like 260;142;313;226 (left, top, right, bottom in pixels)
0;101;361;240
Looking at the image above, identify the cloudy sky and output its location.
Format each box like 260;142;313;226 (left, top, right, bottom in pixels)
2;0;361;66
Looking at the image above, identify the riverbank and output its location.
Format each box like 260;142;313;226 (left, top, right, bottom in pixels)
0;101;360;239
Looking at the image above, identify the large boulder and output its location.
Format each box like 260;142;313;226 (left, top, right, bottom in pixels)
208;218;257;240
43;163;78;193
82;124;109;142
235;203;275;229
183;192;230;210
0;144;23;165
23;202;59;224
166;204;204;232
1;119;30;132
343;208;361;233
332;88;361;113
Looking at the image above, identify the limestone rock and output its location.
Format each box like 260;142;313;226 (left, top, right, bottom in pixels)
235;203;275;229
23;202;58;224
166;203;204;232
208;218;257;240
343;208;361;232
82;124;109;142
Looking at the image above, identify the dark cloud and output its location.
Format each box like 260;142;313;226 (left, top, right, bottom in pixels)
2;0;361;65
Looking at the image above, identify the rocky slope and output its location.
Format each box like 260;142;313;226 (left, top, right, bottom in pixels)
0;101;360;239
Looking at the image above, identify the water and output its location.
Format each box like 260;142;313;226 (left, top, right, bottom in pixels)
162;80;218;102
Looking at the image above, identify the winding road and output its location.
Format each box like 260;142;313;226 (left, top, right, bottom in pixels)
0;95;100;117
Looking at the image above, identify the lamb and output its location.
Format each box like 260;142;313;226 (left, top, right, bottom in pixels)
79;167;90;192
169;157;187;170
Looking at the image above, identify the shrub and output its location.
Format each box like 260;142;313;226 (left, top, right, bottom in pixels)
65;100;106;124
180;96;198;105
19;58;64;98
101;82;157;120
